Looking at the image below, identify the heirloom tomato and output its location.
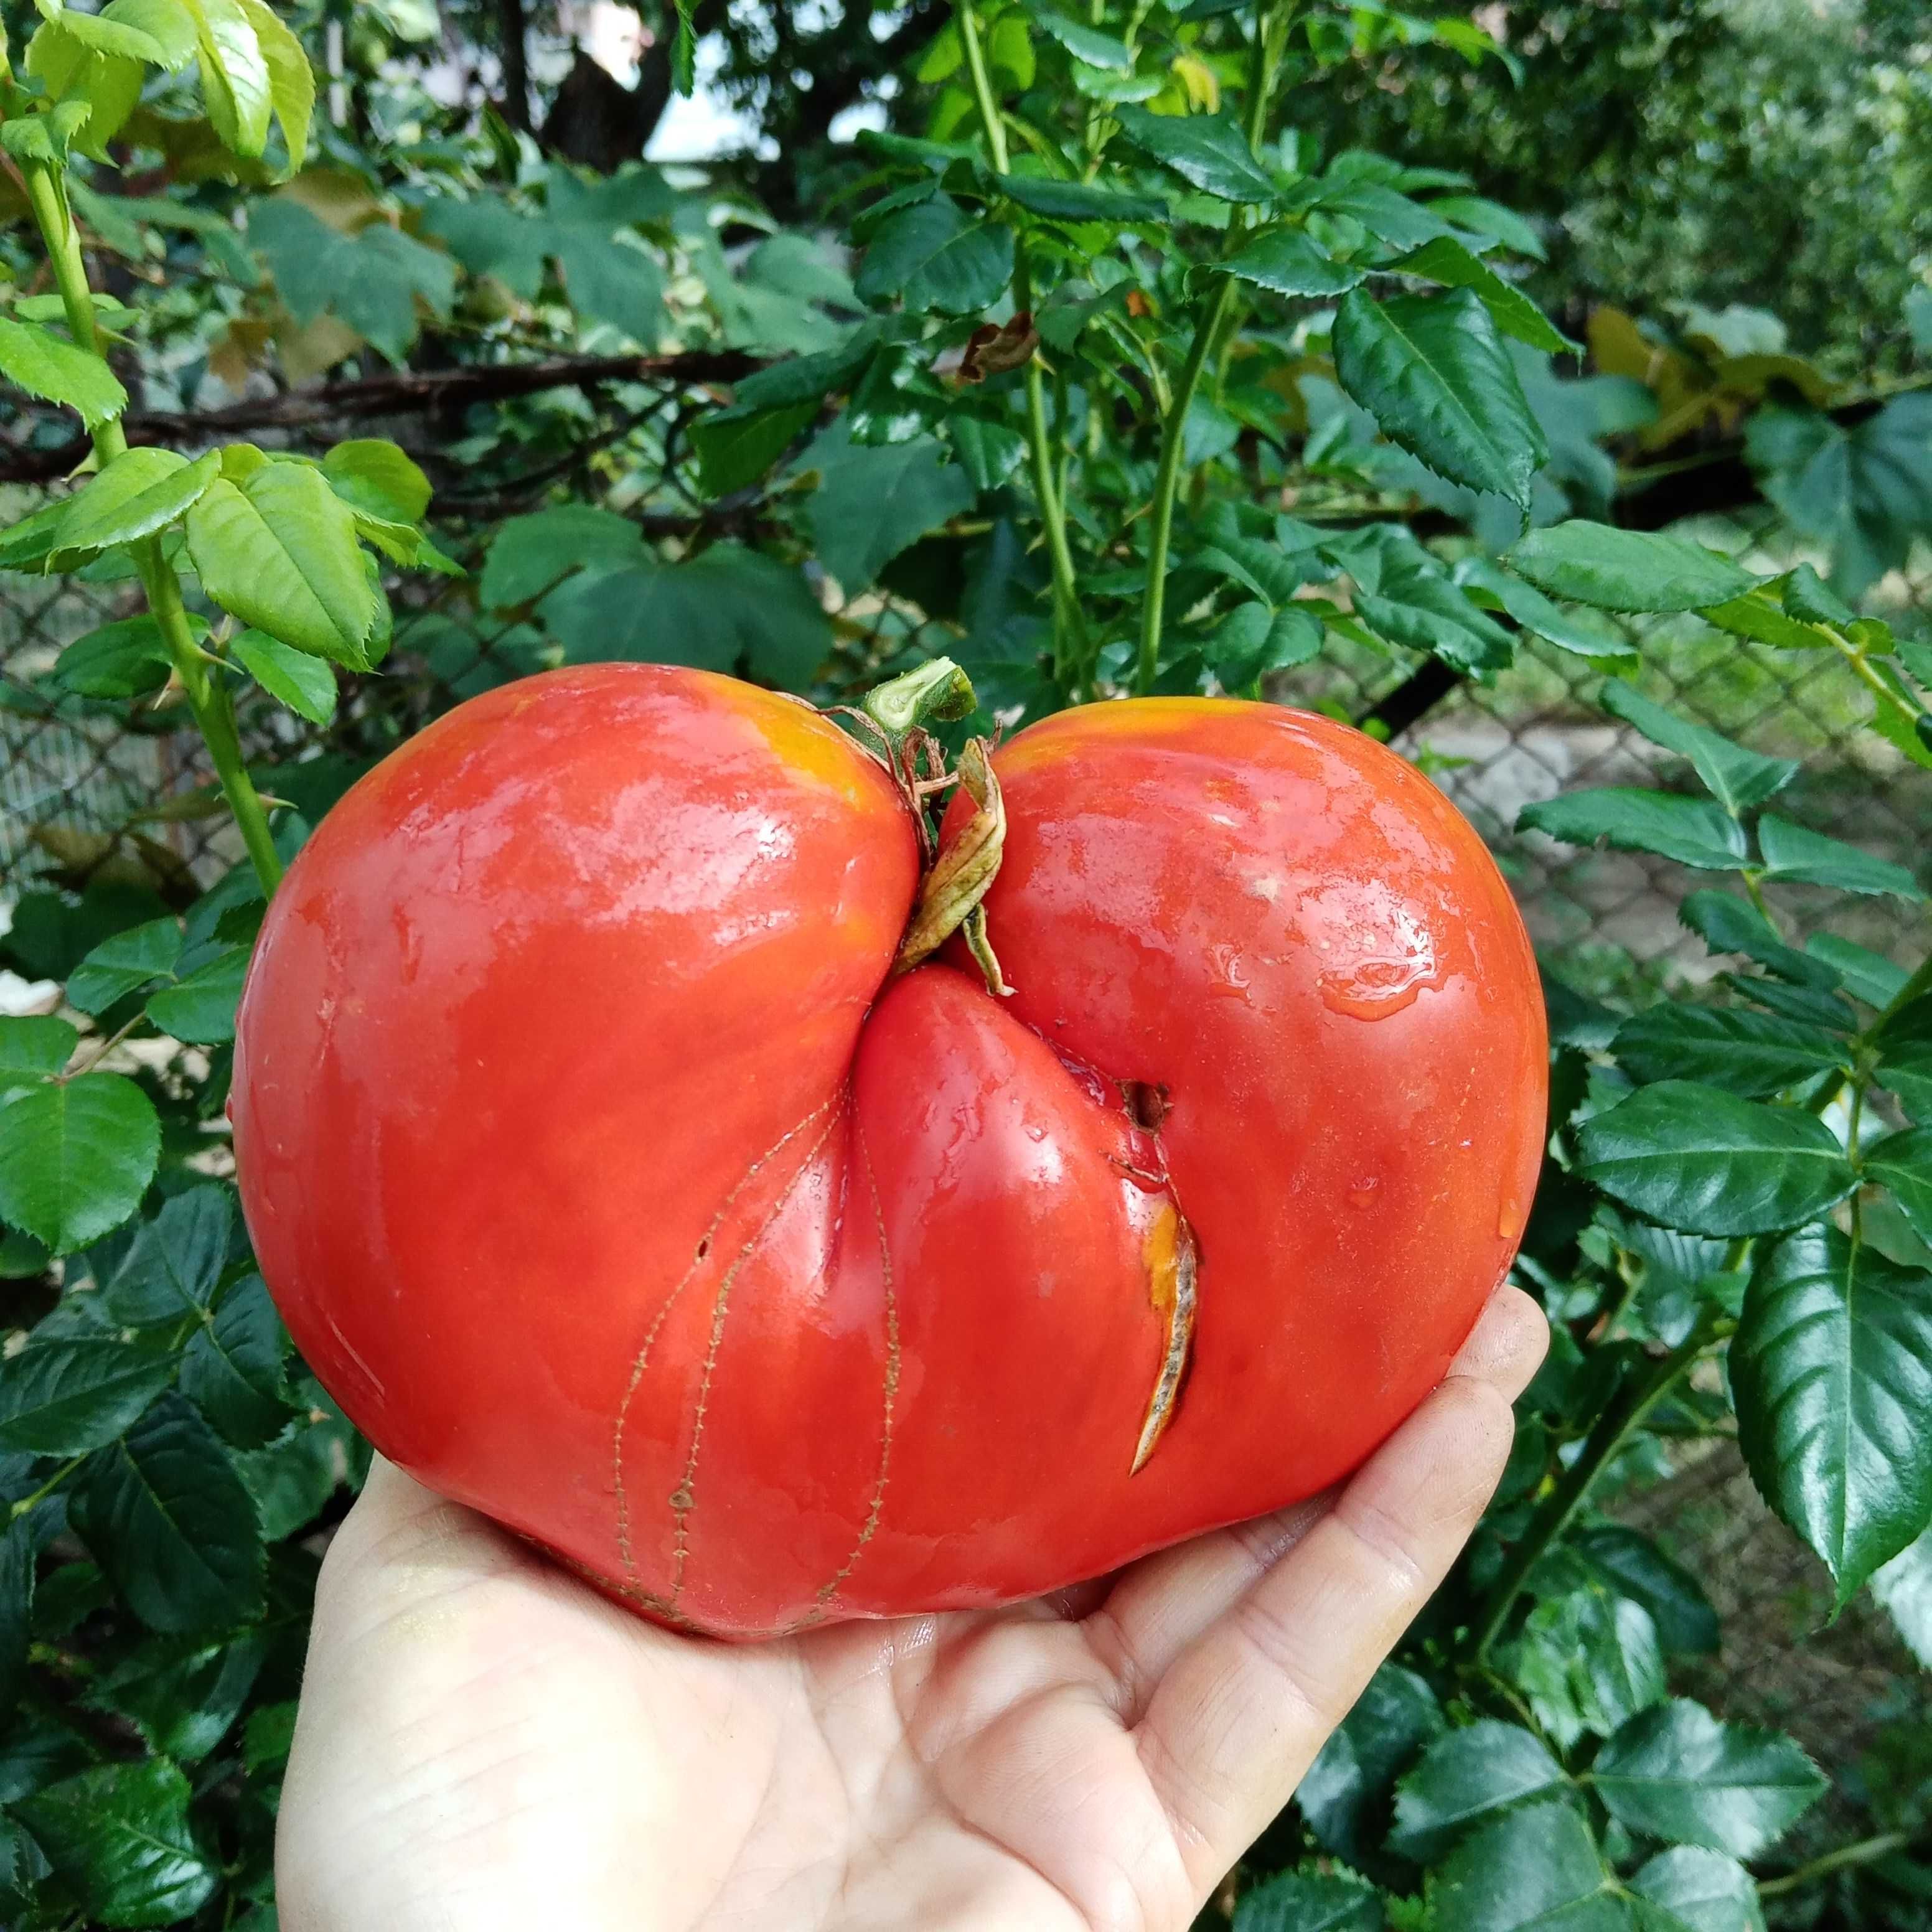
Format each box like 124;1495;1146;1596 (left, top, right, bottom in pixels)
232;665;1545;1638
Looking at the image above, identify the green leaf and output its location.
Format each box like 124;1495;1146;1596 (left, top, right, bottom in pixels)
85;1628;268;1763
1111;105;1280;204
1597;681;1798;815
1222;227;1364;299
855;196;1015;316
180;1273;290;1447
321;438;431;523
1804;935;1907;1010
1387;1721;1570;1863
251;199;456;363
1877;999;1932;1122
14;1756;217;1928
0;1074;159;1255
692;401;818;498
1732;1225;1932;1601
22;21;145;160
1868;1129;1932;1248
1697;590;1822;654
145;944;249;1044
1677;891;1841;990
1208;602;1323;688
1307;181;1457;251
0;1338;176;1455
1629;1848;1765;1932
41;0;197;67
1428;1802;1622;1932
1427;194;1545;258
1033;12;1133;68
1456;556;1632;662
1506;522;1757;614
186;461;380;668
1592;1699;1826;1857
1746;396;1932;599
72;1390;264;1633
67;919;182;1016
1356;573;1515;677
1517;790;1748;871
1611;1006;1845;1098
1575;1081;1857;1237
944;411;1028;491
1783;561;1857;629
480;503;645;608
53;614;176;698
0;1519;32;1722
0;1016;80;1090
102;1185;230;1326
0;315;128;429
183;0;271;158
235;0;312;170
229;626;337;724
1234;1865;1384;1932
543;543;832;690
1297;1662;1443;1862
1514;1585;1665;1747
1755;814;1924;901
998;172;1167;223
1331;288;1546;510
805;434;975;592
1391;237;1573;354
54;448;222;563
1872;1527;1932;1669
1575;1526;1720;1656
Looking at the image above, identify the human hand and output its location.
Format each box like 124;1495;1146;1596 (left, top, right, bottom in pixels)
276;1285;1546;1932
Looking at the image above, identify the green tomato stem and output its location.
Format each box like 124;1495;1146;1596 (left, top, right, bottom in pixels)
21;156;284;898
1465;1304;1724;1663
1756;1830;1913;1900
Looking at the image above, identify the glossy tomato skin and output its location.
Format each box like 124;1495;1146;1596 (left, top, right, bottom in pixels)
233;668;1545;1638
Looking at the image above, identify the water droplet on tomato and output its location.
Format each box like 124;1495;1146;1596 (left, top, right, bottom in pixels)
1300;879;1443;1021
1498;1191;1527;1241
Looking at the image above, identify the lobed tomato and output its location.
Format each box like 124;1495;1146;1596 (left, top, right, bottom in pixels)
232;665;1545;1638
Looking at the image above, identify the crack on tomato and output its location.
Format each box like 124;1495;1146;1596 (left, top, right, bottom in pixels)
611;1095;841;1584
666;1106;845;1613
1122;1080;1171;1135
1131;1203;1198;1476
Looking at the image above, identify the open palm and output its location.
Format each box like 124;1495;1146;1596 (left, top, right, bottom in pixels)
277;1287;1544;1932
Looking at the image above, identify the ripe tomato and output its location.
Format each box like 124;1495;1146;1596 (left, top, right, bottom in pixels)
232;665;1545;1638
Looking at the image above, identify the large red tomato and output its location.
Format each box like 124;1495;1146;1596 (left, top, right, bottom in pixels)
232;665;1545;1638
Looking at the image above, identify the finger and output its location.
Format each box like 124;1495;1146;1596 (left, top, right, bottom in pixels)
1130;1288;1546;1888
1085;1285;1546;1717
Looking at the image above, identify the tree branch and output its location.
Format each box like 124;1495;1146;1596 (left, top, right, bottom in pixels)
0;349;762;483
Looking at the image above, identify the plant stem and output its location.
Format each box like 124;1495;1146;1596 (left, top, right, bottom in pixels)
20;159;284;898
11;1456;84;1521
1756;1830;1913;1899
1465;1308;1722;1661
1136;0;1291;693
954;0;1087;687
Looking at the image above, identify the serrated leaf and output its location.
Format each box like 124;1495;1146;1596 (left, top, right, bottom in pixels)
1506;522;1757;613
0;1015;80;1090
1208;601;1323;688
0;1074;159;1254
229;626;337;724
67;918;183;1015
1575;1081;1857;1236
1297;1662;1443;1862
180;1273;290;1447
53;614;176;698
692;400;817;498
944;412;1028;490
1592;1700;1826;1857
1598;680;1798;815
0;315;128;429
1677;891;1841;990
186;462;380;667
72;1390;264;1633
998;172;1167;223
85;1628;268;1762
1514;1585;1666;1747
1331;288;1545;510
0;1338;176;1455
1307;181;1458;251
1611;1005;1845;1098
1867;1128;1932;1247
1387;1721;1570;1863
855;195;1015;315
1222;227;1365;298
1034;11;1133;68
1429;1802;1621;1932
1457;556;1631;662
102;1185;230;1326
1733;1225;1932;1600
23;21;146;160
805;434;974;592
1356;572;1516;676
1112;104;1280;203
51;447;220;560
251;199;456;363
1629;1848;1765;1932
1394;236;1573;352
1755;814;1924;901
14;1756;217;1927
480;503;644;608
1804;934;1907;1010
235;0;311;170
1575;1526;1720;1655
1698;590;1821;653
321;438;430;523
184;0;270;158
1234;1865;1384;1931
1518;789;1748;871
145;944;248;1043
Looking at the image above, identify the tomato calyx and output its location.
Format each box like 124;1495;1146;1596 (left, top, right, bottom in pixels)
833;657;1013;1000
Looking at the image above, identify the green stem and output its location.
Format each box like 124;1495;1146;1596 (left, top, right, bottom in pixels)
954;0;1086;686
11;1456;83;1521
1756;1830;1913;1900
21;158;283;897
1136;1;1292;693
1877;952;1932;1027
1465;1308;1722;1662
